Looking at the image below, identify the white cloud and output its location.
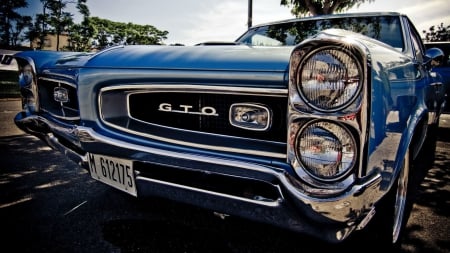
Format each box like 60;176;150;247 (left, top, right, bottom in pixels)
176;1;247;45
165;0;294;45
347;0;450;33
20;0;450;46
398;0;450;32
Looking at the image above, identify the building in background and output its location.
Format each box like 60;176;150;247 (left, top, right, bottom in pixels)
30;33;70;51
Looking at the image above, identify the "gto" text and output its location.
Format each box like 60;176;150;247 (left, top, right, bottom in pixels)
158;103;219;116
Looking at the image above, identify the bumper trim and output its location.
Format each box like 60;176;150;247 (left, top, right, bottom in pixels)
14;113;384;243
14;112;86;166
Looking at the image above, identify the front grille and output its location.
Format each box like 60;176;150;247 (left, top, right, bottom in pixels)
128;92;287;142
100;86;288;158
38;78;79;120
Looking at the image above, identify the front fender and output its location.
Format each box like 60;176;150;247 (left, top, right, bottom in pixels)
368;58;431;192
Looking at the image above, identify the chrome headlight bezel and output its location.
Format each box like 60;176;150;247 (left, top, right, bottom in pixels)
287;37;369;194
295;46;363;112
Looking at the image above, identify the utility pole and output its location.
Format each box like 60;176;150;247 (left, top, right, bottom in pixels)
247;0;252;29
41;0;50;50
57;0;62;51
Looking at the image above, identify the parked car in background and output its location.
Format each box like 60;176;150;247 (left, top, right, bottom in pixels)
425;41;450;113
11;12;446;249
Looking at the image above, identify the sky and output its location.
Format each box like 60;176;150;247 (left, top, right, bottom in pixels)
19;0;450;46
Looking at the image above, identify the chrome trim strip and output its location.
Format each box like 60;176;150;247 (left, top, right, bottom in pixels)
100;121;285;158
100;84;288;96
39;76;77;88
41;108;80;121
14;114;85;165
89;45;124;59
46;133;87;165
40;71;78;81
136;176;282;207
78;126;284;173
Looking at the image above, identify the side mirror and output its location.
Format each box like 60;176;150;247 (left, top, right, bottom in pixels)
425;47;445;67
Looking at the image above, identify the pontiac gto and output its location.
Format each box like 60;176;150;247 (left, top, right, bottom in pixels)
12;12;446;248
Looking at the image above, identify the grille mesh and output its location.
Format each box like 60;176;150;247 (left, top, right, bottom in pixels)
129;92;286;142
38;78;79;119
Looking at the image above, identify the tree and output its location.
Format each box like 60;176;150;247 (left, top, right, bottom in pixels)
0;0;29;48
90;17;168;50
2;0;168;51
36;1;48;49
25;17;42;48
66;0;94;51
10;15;32;47
44;0;75;51
280;0;374;16
423;23;450;42
38;0;92;51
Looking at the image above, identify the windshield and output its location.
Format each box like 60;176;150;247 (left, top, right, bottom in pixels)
236;16;404;50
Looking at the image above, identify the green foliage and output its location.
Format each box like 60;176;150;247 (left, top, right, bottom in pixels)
423;23;450;42
89;17;168;49
280;0;374;16
65;0;94;51
44;0;74;50
3;0;170;51
0;0;30;47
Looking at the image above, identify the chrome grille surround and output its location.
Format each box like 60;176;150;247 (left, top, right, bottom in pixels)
99;85;288;159
38;77;80;120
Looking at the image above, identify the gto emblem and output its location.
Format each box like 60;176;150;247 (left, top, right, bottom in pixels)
158;103;219;116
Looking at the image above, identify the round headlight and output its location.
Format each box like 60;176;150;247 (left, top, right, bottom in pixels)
19;64;33;88
297;47;362;111
295;121;356;181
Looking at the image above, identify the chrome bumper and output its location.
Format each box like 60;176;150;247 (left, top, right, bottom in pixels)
15;112;383;243
14;112;86;166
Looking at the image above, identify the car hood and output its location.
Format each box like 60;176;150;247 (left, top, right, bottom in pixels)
15;45;293;74
14;50;92;72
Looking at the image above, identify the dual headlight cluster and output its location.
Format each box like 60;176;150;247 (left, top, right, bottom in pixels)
289;45;363;186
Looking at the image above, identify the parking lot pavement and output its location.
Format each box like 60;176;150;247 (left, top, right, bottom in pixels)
0;98;23;137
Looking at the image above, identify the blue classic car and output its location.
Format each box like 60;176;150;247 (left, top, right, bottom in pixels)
12;12;446;248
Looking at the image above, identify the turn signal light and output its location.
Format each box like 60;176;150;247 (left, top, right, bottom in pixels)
229;103;271;131
53;87;69;103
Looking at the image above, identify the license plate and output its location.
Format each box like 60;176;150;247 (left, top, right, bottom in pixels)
87;153;137;196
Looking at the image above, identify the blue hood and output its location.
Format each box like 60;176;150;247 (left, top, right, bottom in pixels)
15;45;292;73
85;45;292;72
14;50;90;67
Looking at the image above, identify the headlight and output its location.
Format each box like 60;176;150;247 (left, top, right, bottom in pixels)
19;64;33;88
294;120;356;181
18;63;38;113
297;47;362;111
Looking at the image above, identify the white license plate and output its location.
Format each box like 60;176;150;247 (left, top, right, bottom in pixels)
87;153;137;196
